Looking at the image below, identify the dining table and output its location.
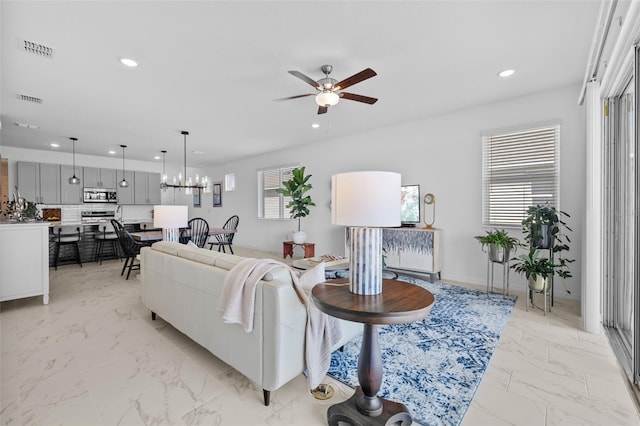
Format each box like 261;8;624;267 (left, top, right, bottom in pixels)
130;228;235;243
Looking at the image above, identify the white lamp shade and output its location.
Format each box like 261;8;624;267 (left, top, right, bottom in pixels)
153;205;188;229
331;171;401;227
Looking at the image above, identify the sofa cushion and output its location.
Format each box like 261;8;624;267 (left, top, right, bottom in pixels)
177;246;225;266
151;241;182;255
298;263;326;292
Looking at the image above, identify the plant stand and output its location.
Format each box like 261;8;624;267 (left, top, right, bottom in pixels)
527;280;552;315
486;253;510;297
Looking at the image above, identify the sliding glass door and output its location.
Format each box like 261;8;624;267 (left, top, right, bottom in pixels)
603;46;639;387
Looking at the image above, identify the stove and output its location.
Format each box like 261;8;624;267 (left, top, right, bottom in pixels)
81;210;116;223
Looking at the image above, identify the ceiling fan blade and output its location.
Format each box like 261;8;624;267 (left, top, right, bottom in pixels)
317;105;328;114
334;68;377;90
273;94;315;101
288;70;320;89
340;92;378;104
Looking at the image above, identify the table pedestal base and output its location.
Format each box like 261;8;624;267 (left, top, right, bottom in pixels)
327;387;412;426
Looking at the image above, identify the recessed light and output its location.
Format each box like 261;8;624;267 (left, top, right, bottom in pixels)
311;123;320;129
153;155;161;160
108;150;116;155
50;143;59;148
498;69;515;78
120;58;138;67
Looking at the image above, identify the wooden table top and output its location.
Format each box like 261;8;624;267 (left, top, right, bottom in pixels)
311;278;435;325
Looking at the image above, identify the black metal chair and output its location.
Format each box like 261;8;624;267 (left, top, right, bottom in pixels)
180;217;210;248
111;219;147;280
94;222;120;264
208;215;239;254
52;225;82;270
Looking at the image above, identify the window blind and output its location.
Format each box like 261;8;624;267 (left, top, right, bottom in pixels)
482;125;560;227
258;166;295;219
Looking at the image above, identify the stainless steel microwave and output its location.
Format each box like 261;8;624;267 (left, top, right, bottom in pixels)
83;188;117;203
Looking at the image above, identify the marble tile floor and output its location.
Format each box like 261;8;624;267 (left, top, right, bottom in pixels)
0;246;638;426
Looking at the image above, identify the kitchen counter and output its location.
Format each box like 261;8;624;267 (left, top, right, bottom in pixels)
0;222;50;304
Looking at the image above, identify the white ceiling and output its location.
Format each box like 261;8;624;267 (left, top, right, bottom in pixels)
1;1;600;168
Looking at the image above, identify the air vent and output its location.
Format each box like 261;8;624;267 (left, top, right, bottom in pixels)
18;94;43;104
23;40;54;58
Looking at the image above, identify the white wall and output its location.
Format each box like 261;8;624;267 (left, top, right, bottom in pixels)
192;84;586;300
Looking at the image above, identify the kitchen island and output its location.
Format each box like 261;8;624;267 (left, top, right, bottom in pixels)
0;221;50;304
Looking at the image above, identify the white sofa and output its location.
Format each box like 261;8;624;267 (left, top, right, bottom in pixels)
140;241;361;405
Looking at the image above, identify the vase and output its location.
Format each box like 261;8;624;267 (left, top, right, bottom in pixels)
488;244;510;264
292;230;306;244
528;276;550;292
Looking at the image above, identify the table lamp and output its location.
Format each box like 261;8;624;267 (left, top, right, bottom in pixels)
153;205;188;243
331;171;401;295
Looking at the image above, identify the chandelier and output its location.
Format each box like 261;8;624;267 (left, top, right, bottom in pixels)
160;131;211;194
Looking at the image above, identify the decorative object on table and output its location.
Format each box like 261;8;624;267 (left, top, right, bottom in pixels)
67;137;81;185
275;64;378;115
153;205;188;243
276;167;315;244
3;188;41;222
328;276;517;426
423;192;436;229
331;171;401;295
118;145;129;188
212;181;222;207
520;204;575;301
160;131;212;194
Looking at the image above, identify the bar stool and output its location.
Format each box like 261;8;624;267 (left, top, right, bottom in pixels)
52;225;82;270
94;222;120;264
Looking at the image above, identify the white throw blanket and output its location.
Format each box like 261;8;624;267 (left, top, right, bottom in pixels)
217;258;342;389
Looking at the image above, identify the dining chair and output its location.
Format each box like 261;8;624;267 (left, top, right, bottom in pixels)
208;215;239;254
180;217;210;248
52;225;82;270
111;219;147;280
94;222;120;264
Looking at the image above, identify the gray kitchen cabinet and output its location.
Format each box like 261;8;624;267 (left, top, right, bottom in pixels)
134;171;161;205
116;170;135;204
61;165;83;204
83;167;117;188
17;162;60;204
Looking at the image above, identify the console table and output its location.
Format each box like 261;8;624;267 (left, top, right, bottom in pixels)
312;279;435;425
283;241;315;258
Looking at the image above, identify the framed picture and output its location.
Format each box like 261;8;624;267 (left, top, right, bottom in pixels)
193;188;201;207
213;181;222;207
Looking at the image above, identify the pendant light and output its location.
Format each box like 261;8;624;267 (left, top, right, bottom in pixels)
68;137;81;185
160;131;211;194
160;150;168;190
119;144;129;188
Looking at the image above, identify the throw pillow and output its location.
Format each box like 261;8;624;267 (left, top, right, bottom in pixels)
187;240;198;248
298;262;326;293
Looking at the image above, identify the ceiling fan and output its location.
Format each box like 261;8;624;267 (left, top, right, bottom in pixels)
275;64;378;114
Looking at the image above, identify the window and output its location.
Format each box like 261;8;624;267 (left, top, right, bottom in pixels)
482;124;560;227
257;165;295;219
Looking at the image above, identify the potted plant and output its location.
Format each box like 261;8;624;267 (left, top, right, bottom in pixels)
521;204;574;277
510;248;556;291
474;229;520;263
276;167;316;244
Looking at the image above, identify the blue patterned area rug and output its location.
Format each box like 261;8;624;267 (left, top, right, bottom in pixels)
327;277;517;426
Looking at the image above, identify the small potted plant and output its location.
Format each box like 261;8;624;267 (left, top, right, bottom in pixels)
510;248;572;292
474;229;520;263
276;167;316;244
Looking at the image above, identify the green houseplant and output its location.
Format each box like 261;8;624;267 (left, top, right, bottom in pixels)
521;204;574;284
276;167;316;243
474;229;520;263
510;248;556;291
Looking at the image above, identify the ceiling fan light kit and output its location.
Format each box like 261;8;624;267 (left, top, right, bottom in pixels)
277;64;378;114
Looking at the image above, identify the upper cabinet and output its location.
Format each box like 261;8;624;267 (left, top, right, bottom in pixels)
17;162;60;204
134;172;161;205
116;170;135;205
60;165;83;204
83;167;117;188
